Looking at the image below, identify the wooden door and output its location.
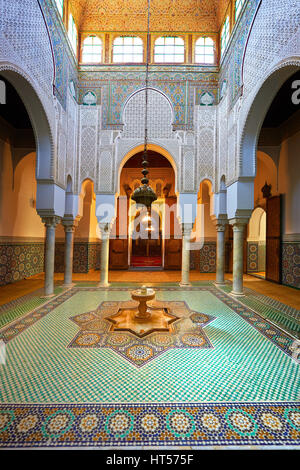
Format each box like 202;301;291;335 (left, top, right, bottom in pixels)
109;239;128;270
266;195;281;283
164;238;182;270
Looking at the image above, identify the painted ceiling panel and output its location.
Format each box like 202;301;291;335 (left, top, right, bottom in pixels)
69;0;231;32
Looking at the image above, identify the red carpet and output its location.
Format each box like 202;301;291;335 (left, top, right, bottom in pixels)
131;256;162;267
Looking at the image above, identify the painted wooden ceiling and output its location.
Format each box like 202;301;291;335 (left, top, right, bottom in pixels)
69;0;231;32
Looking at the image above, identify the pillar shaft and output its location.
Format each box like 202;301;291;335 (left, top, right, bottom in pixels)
63;221;75;287
98;224;111;287
180;225;193;287
231;222;246;296
42;217;60;297
215;223;226;285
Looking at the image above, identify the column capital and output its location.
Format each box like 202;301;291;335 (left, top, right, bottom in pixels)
98;222;113;242
229;218;249;229
42;216;61;228
62;218;77;232
215;219;227;232
181;223;193;235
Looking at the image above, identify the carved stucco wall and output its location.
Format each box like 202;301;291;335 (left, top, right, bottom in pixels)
237;0;300;179
0;0;79;185
1;0;299;197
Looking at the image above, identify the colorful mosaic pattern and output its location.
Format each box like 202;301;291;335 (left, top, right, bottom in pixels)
1;286;299;408
68;300;215;367
0;402;299;448
247;242;259;273
0;243;44;286
55;242;101;273
40;0;78;108
282;242;300;289
79;69;218;130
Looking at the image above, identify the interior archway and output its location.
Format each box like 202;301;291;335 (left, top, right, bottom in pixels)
0;77;46;285
111;149;180;270
0;68;53;179
247;207;267;278
240;63;300;178
248;69;300;286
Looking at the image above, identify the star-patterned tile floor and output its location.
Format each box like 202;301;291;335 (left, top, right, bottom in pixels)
0;284;299;448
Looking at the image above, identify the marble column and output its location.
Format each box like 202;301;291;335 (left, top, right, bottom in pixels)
62;219;76;288
98;223;111;288
42;216;60;297
231;221;247;296
215;222;227;285
180;224;193;287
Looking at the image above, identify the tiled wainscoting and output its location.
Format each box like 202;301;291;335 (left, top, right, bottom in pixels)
282;240;300;289
0;239;44;286
247;242;266;273
190;242;216;273
55;241;101;273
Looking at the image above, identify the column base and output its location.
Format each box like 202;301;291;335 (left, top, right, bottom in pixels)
40;293;56;299
214;281;227;287
230;290;245;297
63;283;75;289
179;282;191;288
97;282;110;288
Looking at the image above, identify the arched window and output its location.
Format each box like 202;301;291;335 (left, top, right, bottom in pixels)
55;0;64;17
235;0;245;20
113;37;143;63
195;37;215;64
221;16;230;57
68;14;78;55
82;36;102;63
154;37;184;63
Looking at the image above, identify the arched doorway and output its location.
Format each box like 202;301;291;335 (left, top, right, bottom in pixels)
242;67;300;286
247;207;267;278
0;77;46;285
110;150;180;270
0;69;53;179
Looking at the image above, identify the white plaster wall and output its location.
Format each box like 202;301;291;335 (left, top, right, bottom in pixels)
278;130;300;235
0;145;44;238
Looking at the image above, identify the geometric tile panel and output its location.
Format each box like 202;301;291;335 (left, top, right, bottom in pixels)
1;286;299;409
68;300;216;367
0;243;44;286
0;402;299;448
282;242;300;289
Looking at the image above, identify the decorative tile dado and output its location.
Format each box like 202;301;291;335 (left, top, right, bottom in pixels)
55;242;101;273
0;402;299;448
68;300;216;367
0;243;44;286
247;242;259;273
282;242;300;289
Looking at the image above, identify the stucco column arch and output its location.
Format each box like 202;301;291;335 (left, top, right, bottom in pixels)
0;64;55;180
239;60;300;179
115;143;179;197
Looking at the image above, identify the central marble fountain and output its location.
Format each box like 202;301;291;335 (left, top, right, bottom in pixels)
105;286;178;338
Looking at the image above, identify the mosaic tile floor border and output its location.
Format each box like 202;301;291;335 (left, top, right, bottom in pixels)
0;402;299;448
0;286;297;363
0;286;64;328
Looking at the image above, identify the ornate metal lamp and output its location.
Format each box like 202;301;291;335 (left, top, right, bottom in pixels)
131;0;157;209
